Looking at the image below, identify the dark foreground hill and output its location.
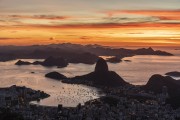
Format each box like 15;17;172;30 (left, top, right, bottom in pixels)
143;74;180;108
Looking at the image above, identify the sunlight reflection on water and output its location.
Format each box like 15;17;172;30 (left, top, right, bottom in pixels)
0;55;179;107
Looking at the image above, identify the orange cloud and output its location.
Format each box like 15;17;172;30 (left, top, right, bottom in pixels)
23;23;180;29
0;24;180;47
102;10;180;20
6;15;71;20
0;12;180;47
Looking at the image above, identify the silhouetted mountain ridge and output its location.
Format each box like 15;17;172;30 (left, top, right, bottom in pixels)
0;43;173;63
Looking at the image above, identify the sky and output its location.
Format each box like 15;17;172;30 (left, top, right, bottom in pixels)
0;0;180;47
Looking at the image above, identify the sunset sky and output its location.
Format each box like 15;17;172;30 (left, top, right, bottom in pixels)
0;0;180;46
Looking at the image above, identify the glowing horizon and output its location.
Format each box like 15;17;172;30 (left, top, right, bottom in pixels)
0;0;180;47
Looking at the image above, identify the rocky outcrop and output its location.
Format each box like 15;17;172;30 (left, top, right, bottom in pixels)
95;58;108;73
41;56;68;67
45;72;67;80
71;58;128;87
165;71;180;77
15;60;31;65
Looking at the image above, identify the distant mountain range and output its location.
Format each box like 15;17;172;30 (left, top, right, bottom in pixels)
0;43;173;63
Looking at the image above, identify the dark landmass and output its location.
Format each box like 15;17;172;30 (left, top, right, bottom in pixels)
0;108;24;120
45;72;67;80
85;93;155;108
143;74;180;108
15;60;31;65
66;52;99;64
0;85;50;102
0;85;52;120
131;47;172;56
49;58;130;87
15;56;69;68
124;60;131;62
0;43;173;63
165;71;180;77
40;56;68;67
106;56;122;63
0;54;16;62
85;96;120;107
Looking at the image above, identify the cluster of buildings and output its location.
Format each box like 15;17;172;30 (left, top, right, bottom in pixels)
0;85;44;107
57;100;179;120
0;85;53;119
56;86;180;120
0;85;180;120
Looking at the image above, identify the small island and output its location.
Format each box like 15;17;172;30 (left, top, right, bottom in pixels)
15;56;69;68
124;60;132;62
165;71;180;77
106;56;122;63
45;71;67;80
